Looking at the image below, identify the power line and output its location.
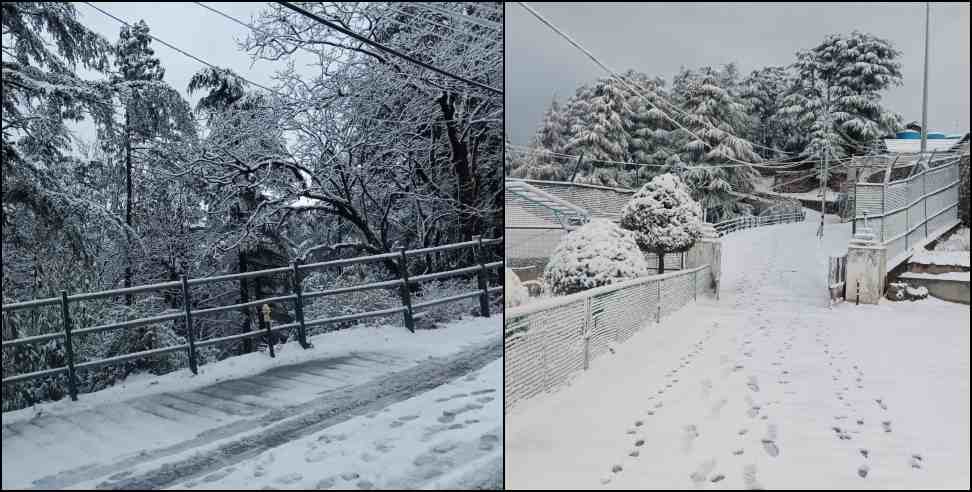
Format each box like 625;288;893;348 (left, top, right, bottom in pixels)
414;3;503;31
81;2;287;100
276;1;502;96
388;6;498;44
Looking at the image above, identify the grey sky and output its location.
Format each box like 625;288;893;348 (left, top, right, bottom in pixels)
505;2;971;145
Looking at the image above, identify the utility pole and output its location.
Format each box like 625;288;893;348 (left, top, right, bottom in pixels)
920;2;930;154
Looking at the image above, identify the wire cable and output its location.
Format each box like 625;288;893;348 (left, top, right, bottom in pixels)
276;1;501;96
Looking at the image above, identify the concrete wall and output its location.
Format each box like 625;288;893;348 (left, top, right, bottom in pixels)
897;275;970;305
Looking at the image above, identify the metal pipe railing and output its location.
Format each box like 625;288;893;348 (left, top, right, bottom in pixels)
1;236;504;393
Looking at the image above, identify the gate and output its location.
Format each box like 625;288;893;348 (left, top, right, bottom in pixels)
828;255;847;307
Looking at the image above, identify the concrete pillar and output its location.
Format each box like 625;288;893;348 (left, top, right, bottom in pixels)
846;228;887;304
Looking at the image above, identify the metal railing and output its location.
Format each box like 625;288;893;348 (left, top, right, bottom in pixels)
2;236;504;401
852;153;962;272
504;264;714;413
708;211;807;237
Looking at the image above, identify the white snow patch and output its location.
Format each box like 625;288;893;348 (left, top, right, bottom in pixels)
899;271;971;283
909;250;970;267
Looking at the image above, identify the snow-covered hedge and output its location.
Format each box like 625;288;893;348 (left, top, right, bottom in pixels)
543;219;649;296
620;173;703;272
505;268;529;308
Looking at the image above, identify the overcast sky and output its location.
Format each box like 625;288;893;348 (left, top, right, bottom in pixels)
505;2;971;145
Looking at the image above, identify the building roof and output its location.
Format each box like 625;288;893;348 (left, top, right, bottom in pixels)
884;137;966;154
505;180;590;229
511;179;635;220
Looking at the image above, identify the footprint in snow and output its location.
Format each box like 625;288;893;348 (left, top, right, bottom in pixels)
689;459;717;484
910;454;923;469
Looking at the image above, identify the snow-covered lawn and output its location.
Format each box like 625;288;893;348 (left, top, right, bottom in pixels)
505;213;970;490
2;315;501;490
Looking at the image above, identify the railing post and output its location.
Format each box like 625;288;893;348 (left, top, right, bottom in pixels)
60;291;78;401
181;276;198;375
583;296;592;370
656;280;662;323
262;304;275;358
291;260;311;349
474;235;490;318
398;248;415;333
694;269;698;301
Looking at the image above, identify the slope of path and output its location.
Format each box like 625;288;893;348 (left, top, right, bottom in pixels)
505;213;970;490
1;315;501;490
131;358;504;491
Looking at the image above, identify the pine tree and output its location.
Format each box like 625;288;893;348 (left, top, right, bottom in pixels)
740;66;791;158
670;66;762;219
777;31;904;159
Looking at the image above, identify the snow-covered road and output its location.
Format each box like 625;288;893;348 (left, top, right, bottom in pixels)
506;213;970;489
2;315;502;490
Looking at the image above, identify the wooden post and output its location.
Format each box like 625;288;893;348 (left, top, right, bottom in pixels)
398;248;415;333
181;276;198;375
291;260;311;349
262;303;275;358
60;291;78;401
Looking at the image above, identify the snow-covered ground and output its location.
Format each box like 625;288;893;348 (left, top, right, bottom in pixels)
505;212;970;490
2;315;502;490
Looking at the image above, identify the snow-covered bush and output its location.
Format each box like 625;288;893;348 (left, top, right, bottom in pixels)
906;285;929;301
620;173;703;273
544;219;649;296
505;268;529;308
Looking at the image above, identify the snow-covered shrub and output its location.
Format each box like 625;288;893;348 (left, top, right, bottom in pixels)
887;282;908;302
620;173;703;273
505;268;529;308
544;219;649;296
905;285;928;301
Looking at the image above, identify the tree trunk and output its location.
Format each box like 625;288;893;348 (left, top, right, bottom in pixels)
437;92;478;240
238;251;253;355
124;110;134;306
657;252;666;275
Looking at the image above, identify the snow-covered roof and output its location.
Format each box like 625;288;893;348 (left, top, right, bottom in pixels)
505;180;590;228
510;179;635;221
883;138;964;154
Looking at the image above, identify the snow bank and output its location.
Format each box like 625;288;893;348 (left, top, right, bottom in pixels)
935;227;970;252
505;268;529;308
909;250;970;267
543;219;649;296
899;271;971;282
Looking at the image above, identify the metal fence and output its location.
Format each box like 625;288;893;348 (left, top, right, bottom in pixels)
709;211;807;237
852;154;962;271
504;264;713;413
2;237;504;402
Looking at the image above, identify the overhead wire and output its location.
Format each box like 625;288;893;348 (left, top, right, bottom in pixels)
276;1;502;96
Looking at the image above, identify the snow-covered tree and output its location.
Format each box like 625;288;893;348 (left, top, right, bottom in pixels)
739;66;791;158
620;173;703;274
544;219;649;296
668;66;762;219
505;268;529;308
778;31;903;160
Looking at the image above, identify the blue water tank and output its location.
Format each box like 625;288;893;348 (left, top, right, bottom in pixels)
927;132;946;139
896;130;920;139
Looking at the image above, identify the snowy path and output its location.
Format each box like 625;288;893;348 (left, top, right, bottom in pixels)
2;315;501;490
506;214;970;490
